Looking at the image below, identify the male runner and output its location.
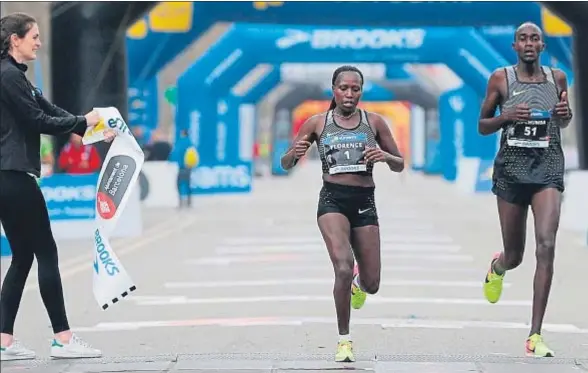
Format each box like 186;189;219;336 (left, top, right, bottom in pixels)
478;22;572;357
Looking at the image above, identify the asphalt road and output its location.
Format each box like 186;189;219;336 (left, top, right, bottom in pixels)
2;161;587;372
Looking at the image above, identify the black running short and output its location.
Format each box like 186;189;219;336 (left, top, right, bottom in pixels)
317;181;378;228
492;180;564;207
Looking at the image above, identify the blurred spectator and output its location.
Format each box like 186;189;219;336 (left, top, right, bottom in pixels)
131;125;152;148
58;134;101;174
144;128;172;161
169;129;198;208
40;135;54;177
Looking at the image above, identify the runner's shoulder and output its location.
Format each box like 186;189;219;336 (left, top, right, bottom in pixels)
307;112;328;125
487;68;508;92
490;68;508;81
301;112;328;137
550;67;568;82
365;111;388;134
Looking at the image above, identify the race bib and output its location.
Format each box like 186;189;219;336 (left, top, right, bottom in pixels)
506;110;550;149
323;132;367;175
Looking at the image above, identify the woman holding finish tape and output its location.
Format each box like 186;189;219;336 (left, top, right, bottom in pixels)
0;12;114;360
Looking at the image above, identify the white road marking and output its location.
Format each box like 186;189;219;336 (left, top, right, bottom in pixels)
244;264;481;274
222;234;454;245
71;316;588;334
129;295;531;307
22;216;199;294
164;278;510;289
186;253;474;265
214;244;462;255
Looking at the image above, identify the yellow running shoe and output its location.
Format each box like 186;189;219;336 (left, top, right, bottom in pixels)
483;252;505;304
335;340;355;362
526;334;555;357
351;264;367;310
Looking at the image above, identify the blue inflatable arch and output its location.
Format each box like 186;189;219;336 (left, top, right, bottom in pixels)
219;63;411;176
177;24;508;194
127;2;571;85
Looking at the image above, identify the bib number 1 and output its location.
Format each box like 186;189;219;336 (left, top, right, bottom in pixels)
323;132;367;175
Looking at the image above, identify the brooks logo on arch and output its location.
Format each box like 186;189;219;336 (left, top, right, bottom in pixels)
276;28;426;50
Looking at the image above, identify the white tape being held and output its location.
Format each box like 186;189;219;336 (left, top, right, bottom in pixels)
90;107;145;310
82;107;133;145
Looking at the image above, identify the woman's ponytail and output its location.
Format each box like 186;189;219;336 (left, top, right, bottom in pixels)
0;24;10;58
328;97;336;110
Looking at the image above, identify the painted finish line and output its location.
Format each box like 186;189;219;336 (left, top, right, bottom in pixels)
186;253;474;265
72;316;588;334
222;234;454;245
164;278;512;289
214;243;463;255
127;295;530;307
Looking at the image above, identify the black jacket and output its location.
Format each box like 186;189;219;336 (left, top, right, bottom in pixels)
0;55;87;178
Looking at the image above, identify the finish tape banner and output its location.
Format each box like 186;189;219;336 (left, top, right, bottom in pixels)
83;107;145;310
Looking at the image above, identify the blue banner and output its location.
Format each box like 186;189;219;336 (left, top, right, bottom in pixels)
40;173;98;221
177;24;509;194
438;85;498;182
127;1;571;84
198;67;281;194
439;88;463;182
385;64;414;80
271;106;292;177
189;163;253;195
128;78;159;131
243;66;281;104
187;93;255;195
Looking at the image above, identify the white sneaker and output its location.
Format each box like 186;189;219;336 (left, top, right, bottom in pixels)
50;334;102;359
0;339;36;361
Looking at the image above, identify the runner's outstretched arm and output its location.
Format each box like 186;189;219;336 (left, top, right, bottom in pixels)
280;115;317;170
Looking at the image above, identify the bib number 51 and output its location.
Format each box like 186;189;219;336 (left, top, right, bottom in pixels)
524;126;537;137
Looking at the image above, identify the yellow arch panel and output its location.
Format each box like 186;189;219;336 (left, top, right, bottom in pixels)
541;8;573;37
127;19;148;39
148;2;193;33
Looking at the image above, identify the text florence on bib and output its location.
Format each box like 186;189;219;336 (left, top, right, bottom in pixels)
506;109;551;149
323;132;367;175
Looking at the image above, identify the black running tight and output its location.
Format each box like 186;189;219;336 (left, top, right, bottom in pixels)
0;170;70;334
